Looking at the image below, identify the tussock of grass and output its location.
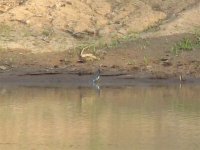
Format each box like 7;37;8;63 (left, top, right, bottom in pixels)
143;56;149;66
172;38;193;55
42;28;53;37
172;33;200;55
172;28;200;55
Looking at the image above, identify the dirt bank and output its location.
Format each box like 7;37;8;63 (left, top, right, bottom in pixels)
0;33;200;81
0;0;200;82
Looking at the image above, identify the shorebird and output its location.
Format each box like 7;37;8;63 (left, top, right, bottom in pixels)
179;75;186;82
93;68;100;83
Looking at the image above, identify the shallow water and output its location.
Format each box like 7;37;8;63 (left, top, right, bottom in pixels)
0;85;200;150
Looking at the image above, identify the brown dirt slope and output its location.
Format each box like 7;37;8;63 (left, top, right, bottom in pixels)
1;0;198;52
0;0;167;52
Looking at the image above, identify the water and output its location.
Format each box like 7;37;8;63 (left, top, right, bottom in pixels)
0;85;200;150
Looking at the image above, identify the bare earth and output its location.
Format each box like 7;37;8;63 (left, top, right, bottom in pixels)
0;0;200;84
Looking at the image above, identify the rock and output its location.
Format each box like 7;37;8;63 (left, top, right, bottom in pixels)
118;29;127;35
161;61;172;67
53;65;59;68
160;58;168;61
0;66;7;70
146;65;153;69
111;65;119;68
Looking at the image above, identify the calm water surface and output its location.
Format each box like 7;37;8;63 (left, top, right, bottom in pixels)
0;85;200;150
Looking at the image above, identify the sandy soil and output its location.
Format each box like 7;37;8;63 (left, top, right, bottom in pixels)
0;0;200;83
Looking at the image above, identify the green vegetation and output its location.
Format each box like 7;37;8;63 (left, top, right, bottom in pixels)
127;60;136;65
75;33;138;54
42;28;54;37
118;33;138;43
172;38;193;55
171;35;200;55
143;56;149;66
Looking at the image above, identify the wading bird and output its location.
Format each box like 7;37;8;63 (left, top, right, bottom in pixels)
93;68;100;84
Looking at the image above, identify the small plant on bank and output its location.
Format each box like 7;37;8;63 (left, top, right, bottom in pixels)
127;60;136;65
172;38;193;55
120;33;138;42
143;56;149;66
42;28;54;37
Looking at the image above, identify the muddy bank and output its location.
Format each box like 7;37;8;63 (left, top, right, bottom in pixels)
0;33;200;79
0;1;199;85
1;69;200;88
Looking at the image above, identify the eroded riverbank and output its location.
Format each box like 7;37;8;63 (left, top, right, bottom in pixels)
0;33;200;84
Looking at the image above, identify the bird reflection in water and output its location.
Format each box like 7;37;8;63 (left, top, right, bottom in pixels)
92;68;101;95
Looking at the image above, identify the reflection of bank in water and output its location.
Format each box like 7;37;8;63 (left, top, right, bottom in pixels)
0;86;200;150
